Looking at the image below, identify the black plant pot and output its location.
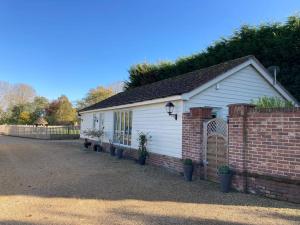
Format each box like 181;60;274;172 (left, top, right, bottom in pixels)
116;148;124;159
219;173;232;193
110;146;116;156
183;165;193;181
138;156;146;165
93;144;102;152
84;142;91;149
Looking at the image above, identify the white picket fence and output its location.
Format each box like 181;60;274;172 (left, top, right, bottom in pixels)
0;125;80;140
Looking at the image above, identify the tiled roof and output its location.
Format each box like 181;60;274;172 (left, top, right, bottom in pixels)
79;55;253;112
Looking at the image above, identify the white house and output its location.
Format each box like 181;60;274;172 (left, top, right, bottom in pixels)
79;56;297;167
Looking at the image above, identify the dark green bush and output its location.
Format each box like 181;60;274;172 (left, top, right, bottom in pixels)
183;158;193;166
125;16;300;101
218;165;230;174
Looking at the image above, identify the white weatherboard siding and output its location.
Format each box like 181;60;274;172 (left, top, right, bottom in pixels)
80;100;183;158
184;65;283;118
131;101;183;158
80;113;93;136
80;111;114;143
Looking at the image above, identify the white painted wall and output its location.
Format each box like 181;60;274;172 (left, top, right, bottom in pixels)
184;65;283;118
80;111;114;143
80;100;183;158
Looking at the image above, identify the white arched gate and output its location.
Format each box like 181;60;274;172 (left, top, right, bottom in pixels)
203;118;228;182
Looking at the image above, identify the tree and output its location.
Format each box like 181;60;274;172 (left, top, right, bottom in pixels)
76;86;113;109
29;96;49;123
0;107;9;124
47;95;77;125
0;81;36;110
19;111;31;124
125;15;300;101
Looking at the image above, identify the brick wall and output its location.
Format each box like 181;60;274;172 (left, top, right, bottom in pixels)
182;107;212;161
228;104;300;203
101;141;183;174
182;107;212;176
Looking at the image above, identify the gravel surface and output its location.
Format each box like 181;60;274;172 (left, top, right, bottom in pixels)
0;135;299;225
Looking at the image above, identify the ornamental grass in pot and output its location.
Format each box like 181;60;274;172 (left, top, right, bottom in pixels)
183;158;193;181
137;132;151;165
218;165;232;193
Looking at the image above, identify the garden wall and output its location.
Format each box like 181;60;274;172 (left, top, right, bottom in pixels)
228;104;300;203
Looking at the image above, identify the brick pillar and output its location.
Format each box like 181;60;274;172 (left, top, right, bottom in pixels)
182;107;212;177
228;103;255;192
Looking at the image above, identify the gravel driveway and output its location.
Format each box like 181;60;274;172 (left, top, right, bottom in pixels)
0;135;299;225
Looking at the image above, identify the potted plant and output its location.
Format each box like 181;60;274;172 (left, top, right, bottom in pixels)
83;138;92;149
109;139;116;156
183;158;193;181
114;133;124;159
137;132;151;165
116;148;124;159
83;127;104;152
218;165;232;193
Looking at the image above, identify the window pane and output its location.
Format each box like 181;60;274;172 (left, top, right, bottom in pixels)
113;110;132;146
113;112;117;142
93;113;96;129
124;112;128;145
116;112;120;143
121;112;124;144
128;111;132;145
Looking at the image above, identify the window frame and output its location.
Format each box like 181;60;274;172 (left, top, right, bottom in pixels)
113;110;132;146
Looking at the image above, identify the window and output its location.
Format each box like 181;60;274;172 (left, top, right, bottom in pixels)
98;112;104;130
113;111;132;145
92;113;97;129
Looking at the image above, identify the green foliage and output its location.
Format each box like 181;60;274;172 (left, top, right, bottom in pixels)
76;86;113;109
125;15;300;101
218;165;230;175
251;96;294;109
50;95;77;125
137;132;151;158
183;158;193;166
29;96;49;123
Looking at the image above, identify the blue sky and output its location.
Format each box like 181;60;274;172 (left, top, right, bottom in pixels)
0;0;299;103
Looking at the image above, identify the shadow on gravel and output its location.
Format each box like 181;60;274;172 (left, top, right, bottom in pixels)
0;135;299;211
108;208;248;225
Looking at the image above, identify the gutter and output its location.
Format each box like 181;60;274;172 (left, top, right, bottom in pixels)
79;95;183;114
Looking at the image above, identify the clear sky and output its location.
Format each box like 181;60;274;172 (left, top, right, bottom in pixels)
0;0;299;103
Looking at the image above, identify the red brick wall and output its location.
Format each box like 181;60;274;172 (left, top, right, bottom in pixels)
101;142;183;174
182;107;212;162
228;104;300;203
182;107;212;177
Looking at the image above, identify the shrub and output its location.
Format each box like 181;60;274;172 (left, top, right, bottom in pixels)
251;96;294;109
137;132;151;158
218;165;230;174
125;16;300;102
183;158;193;166
83;127;104;142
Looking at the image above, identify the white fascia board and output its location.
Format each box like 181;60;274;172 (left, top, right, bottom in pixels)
80;95;183;114
182;60;252;100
